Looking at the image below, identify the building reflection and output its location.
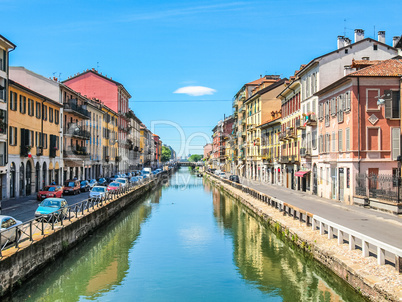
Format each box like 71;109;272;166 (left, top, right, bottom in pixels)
211;188;363;302
8;199;154;302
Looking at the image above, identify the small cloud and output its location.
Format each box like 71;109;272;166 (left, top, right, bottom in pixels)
174;86;216;96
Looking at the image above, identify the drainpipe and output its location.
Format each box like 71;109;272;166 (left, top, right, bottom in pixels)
357;77;361;174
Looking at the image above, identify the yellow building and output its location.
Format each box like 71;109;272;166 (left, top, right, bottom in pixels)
245;77;286;180
8;80;63;197
140;125;152;168
101;105;119;177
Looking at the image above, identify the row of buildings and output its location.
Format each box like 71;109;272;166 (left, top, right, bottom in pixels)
205;30;402;212
0;34;174;200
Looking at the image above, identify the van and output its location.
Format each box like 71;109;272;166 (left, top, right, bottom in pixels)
63;180;81;195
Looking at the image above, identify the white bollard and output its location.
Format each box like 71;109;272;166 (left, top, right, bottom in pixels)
349;234;355;250
362;240;369;257
337;230;343;245
320;222;325;235
377;247;385;265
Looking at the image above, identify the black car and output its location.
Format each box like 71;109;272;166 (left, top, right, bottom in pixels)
97;178;107;186
80;180;91;192
229;175;240;183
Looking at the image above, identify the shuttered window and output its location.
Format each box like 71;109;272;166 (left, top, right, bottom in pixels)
331;97;337;116
345;128;350;151
385;90;401;119
338;129;343;152
337;96;344;122
345;91;351;111
392;127;400;160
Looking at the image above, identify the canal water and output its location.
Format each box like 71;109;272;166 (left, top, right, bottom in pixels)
7;168;365;302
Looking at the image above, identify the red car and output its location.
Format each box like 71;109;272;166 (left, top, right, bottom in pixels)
107;182;121;192
37;185;64;201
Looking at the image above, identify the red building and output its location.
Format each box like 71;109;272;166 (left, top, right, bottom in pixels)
63;69;132;173
211;116;234;170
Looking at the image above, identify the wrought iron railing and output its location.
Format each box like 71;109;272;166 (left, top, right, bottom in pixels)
355;173;402;203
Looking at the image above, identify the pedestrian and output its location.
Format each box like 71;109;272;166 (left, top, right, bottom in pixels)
51;179;56;185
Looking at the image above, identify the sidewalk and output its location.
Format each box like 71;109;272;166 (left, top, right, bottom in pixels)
237;176;402;249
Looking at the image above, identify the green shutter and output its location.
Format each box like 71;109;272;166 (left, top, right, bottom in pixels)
384;90;392;119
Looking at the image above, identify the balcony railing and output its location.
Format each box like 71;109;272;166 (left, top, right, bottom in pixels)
290;155;299;163
63;99;90;118
280;156;289;164
64;146;89;157
300;147;312;157
286;128;297;139
64;123;90;140
296;119;305;130
306;113;317;126
279;133;287;141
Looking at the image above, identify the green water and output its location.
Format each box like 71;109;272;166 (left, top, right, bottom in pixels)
7;168;365;301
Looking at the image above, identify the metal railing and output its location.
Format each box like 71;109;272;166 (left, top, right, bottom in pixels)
355;173;402;203
0;175;163;259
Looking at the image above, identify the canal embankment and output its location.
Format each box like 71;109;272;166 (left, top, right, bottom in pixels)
0;169;175;298
205;172;402;302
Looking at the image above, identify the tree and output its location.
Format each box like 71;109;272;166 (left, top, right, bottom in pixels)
188;154;203;162
161;146;171;162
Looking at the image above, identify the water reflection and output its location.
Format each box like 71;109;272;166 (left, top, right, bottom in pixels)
6;192;156;302
211;186;365;302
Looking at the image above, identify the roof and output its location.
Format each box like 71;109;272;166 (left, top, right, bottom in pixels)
63;68;132;98
349;57;402;77
245;78;288;104
246;75;281;86
257;116;281;128
297;37;397;76
350;59;382;69
0;34;16;49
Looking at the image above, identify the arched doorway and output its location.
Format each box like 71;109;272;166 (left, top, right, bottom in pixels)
42;162;47;188
35;162;40;192
313;164;318;195
26;161;32;195
19;162;24;197
10;162;16;198
49;162;54;185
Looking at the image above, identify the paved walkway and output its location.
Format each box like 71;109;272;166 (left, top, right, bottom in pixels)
237;176;402;249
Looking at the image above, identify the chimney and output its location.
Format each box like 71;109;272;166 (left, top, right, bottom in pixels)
344;65;353;76
393;36;400;47
337;36;345;49
344;37;351;47
377;31;385;43
354;29;364;43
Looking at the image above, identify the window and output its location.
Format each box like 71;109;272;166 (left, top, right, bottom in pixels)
36;131;39;147
55;109;59;125
367;128;379;150
325;100;330;126
373;44;378;50
9;126;17;146
338;130;343;152
36;102;41;119
49;107;54;123
384;90;400;119
10;91;17;111
319;103;323;120
337;95;344;122
344;92;351;111
312;129;317;149
345;49;348;54
392;127;400;160
28;99;34;116
0;110;6;134
332;132;335;152
19;95;26;114
345;128;350;151
331;97;336;116
43;133;48;149
42;105;47;121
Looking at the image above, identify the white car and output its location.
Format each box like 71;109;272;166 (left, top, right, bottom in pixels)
218;172;227;179
89;186;107;199
115;178;128;187
0;215;22;246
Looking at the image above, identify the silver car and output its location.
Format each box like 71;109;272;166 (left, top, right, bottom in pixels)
0;215;22;246
115;178;128;187
89;186;107;199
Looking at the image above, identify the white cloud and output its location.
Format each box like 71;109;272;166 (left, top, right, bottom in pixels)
174;86;216;96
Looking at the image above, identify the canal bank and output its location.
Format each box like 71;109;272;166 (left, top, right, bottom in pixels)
204;173;402;302
0;169;175;298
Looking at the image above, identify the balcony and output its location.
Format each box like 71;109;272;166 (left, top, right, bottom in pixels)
280;156;289;164
300;147;312;158
290;155;299;163
279;133;287;141
239;106;245;113
286;128;297;139
20;145;31;157
64;146;90;160
115;156;121;162
64;123;90;140
63;99;90;119
296;119;305;130
305;113;317;126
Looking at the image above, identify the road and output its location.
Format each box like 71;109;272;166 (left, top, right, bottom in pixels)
2;191;91;222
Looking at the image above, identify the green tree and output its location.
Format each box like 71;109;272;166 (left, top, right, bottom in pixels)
188;154;203;162
161;146;171;162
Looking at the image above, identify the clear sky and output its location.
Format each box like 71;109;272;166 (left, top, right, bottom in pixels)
2;0;402;157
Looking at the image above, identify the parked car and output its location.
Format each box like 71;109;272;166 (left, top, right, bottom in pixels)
107;182;122;191
89;186;107;199
0;215;22;246
129;176;141;184
218;172;227;179
126;172;132;178
37;185;63;201
63;180;81;195
115;178;128;187
80;180;91;192
35;198;68;221
214;170;222;175
97;178;107;186
229;175;240;183
89;179;98;189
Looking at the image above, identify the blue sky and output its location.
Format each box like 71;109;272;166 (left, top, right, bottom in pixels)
2;0;402;157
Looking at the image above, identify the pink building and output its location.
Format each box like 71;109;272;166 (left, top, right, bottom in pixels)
63;69;132;173
204;143;212;159
316;58;402;211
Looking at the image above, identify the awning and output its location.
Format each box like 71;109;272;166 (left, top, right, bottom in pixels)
295;170;310;177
